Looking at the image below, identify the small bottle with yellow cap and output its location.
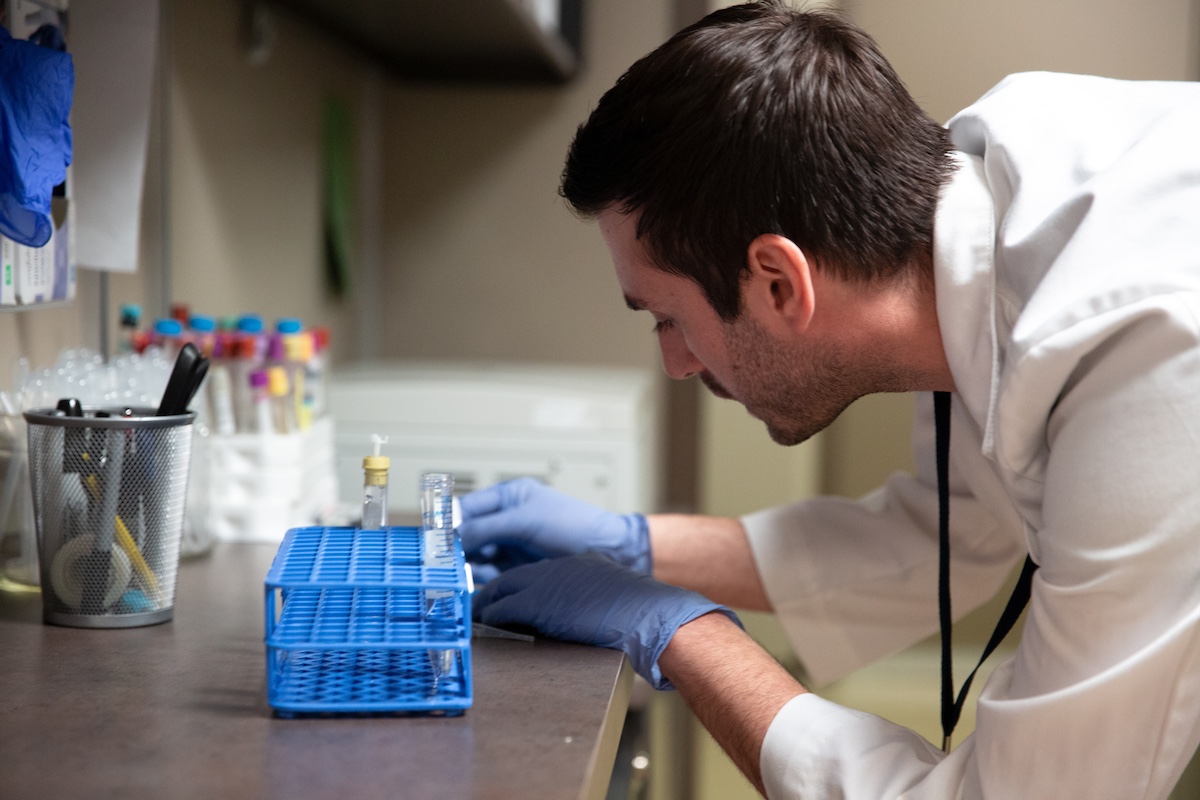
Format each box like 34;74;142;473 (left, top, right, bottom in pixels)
362;434;390;529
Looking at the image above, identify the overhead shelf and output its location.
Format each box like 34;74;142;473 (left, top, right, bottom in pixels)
273;0;582;83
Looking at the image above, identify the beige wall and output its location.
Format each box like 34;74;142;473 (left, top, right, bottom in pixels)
376;1;669;369
846;0;1200;124
1;0;674;372
165;1;363;352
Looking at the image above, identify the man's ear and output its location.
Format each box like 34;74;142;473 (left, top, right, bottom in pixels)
744;234;815;333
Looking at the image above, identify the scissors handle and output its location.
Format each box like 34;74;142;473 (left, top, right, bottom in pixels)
157;343;209;416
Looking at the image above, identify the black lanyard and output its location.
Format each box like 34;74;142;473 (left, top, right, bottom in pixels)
934;391;1038;752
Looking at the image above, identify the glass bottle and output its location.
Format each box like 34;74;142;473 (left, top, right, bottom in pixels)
361;435;389;529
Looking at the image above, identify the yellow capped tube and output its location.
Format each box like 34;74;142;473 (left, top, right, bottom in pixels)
362;434;389;529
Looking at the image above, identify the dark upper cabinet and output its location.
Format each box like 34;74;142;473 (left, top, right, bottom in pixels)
273;0;583;83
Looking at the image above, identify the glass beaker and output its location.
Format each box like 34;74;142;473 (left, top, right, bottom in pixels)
0;412;38;591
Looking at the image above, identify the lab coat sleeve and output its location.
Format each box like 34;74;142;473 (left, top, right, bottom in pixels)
754;297;1200;799
742;395;1025;687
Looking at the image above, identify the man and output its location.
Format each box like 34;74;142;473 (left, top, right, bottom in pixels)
459;3;1200;797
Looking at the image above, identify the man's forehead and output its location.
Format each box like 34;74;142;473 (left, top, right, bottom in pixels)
598;207;643;257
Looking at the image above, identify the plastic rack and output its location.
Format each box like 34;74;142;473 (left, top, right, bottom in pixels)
264;526;472;716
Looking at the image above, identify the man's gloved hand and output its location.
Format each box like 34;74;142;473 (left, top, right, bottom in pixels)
458;478;651;579
473;553;740;689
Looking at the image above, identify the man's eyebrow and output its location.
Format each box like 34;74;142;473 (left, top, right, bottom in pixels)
624;294;645;312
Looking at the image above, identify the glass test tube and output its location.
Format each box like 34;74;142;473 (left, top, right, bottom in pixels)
420;472;456;686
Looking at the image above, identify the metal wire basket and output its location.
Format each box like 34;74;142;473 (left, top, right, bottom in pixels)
24;407;194;628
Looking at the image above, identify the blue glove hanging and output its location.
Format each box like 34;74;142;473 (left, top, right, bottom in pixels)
473;553;741;689
458;478;651;576
0;24;74;247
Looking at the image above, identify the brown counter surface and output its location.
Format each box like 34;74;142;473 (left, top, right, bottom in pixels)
0;543;632;800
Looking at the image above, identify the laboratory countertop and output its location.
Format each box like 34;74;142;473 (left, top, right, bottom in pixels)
0;543;633;800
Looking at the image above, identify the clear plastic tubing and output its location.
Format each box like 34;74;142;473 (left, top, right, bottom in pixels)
421;472;456;685
361;435;389;530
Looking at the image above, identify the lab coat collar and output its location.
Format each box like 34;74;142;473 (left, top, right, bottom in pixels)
933;151;1001;457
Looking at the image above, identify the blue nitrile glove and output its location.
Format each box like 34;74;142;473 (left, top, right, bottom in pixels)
0;25;74;247
458;478;651;578
473;553;741;689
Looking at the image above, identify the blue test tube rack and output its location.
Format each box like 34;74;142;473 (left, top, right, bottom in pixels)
264;526;473;716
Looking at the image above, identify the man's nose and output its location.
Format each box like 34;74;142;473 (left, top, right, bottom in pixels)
659;330;704;380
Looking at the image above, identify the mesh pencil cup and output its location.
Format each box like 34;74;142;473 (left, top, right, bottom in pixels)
24;407;195;628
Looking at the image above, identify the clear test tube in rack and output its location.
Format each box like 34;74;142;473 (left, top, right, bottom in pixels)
421;472;456;685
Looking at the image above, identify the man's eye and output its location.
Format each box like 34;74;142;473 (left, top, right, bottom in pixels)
653;319;674;334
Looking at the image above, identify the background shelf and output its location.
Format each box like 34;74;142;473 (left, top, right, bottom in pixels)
272;0;582;83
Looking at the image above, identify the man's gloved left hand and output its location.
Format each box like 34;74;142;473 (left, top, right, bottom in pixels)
458;478;650;583
473;553;741;689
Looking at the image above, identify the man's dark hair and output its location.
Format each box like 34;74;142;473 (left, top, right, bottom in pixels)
561;1;955;320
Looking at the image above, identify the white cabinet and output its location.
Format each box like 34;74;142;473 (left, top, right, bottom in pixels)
327;361;662;517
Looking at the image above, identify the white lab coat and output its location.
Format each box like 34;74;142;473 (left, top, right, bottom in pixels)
744;72;1200;799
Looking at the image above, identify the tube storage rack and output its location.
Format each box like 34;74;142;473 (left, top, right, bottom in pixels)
264;526;472;716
